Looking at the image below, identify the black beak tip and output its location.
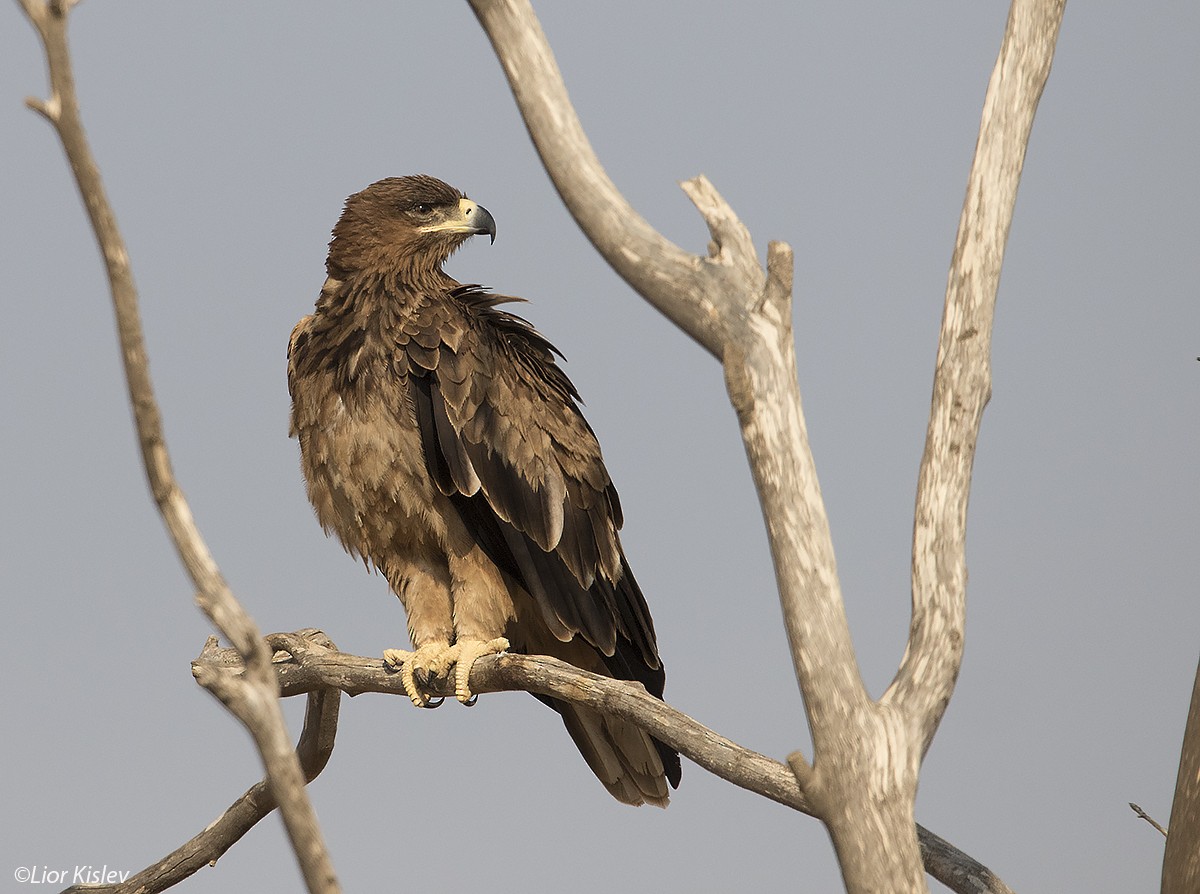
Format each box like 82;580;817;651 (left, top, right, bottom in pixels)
473;203;497;245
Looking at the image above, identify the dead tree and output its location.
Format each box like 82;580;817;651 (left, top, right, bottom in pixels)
12;0;1094;891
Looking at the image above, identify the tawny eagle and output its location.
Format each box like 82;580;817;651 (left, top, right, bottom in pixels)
287;175;681;806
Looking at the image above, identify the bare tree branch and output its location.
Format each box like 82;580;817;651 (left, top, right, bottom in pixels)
14;3;339;892
888;0;1067;757
467;1;760;360
1162;655;1200;891
462;2;891;866
199;633;1013;894
60;629;1013;894
62;635;342;894
468;0;855;781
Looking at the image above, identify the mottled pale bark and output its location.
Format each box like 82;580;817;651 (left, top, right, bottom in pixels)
888;0;1068;761
14;3;340;893
471;0;1065;889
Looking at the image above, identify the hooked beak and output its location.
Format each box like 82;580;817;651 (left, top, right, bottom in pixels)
464;199;497;244
419;197;497;244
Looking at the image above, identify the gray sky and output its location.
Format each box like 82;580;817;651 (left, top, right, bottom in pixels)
2;2;1197;891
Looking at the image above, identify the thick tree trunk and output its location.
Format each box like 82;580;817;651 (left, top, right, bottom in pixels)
1162;655;1200;892
802;706;925;893
827;797;924;893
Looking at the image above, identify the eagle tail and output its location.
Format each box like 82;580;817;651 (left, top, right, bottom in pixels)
555;699;673;808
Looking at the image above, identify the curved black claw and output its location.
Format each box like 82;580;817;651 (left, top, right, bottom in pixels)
462;693;479;708
421;695;445;709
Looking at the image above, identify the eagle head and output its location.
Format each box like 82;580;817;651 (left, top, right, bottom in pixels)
326;175;496;278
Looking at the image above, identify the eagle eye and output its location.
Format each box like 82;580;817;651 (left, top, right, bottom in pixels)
412;202;433;215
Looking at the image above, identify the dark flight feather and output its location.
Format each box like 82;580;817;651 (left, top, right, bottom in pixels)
408;290;680;788
411;288;657;659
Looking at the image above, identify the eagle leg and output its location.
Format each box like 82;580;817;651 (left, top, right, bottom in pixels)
383;637;509;706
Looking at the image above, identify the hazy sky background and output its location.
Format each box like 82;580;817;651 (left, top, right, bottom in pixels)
3;2;1197;891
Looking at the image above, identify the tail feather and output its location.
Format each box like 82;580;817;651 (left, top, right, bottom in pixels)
556;700;672;807
511;584;681;806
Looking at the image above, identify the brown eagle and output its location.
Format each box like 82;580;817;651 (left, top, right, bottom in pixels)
287;175;681;806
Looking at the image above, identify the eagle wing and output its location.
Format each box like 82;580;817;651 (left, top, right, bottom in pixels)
397;286;663;683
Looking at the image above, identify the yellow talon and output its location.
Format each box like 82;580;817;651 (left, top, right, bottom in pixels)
448;637;509;703
383;637;508;706
384;643;449;708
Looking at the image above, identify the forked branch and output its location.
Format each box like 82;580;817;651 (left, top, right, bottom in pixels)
471;0;1063;889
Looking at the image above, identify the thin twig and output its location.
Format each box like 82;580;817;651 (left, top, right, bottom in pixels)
1129;802;1168;838
14;3;339;891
